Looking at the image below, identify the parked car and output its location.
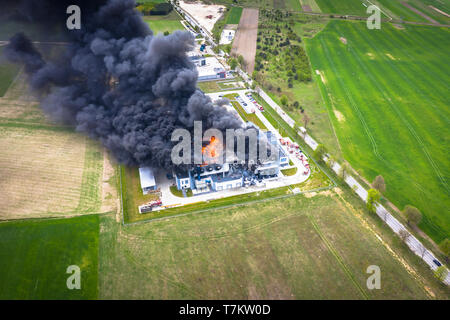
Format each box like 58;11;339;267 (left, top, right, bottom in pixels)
433;259;442;267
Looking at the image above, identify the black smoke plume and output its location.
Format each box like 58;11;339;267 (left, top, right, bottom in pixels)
3;0;243;169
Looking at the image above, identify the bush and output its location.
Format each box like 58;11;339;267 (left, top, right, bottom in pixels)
150;2;173;15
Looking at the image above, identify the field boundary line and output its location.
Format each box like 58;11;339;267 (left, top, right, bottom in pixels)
332;192;434;299
0;211;111;224
308;214;370;300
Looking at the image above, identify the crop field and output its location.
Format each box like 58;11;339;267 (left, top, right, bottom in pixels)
99;190;449;299
315;0;370;16
383;0;450;24
210;0;302;11
306;21;450;243
0;71;105;219
315;0;450;23
300;0;321;12
226;7;243;24
0;125;104;219
0;215;99;299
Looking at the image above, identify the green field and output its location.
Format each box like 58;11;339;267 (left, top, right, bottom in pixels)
145;20;184;34
0;215;99;299
0;48;21;97
226;7;243;24
99;191;449;299
315;0;450;23
306;21;450;243
143;10;184;35
315;0;369;16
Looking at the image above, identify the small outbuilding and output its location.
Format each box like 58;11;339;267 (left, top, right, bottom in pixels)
139;167;156;194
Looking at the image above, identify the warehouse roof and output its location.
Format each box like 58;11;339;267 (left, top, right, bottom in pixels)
139;167;156;189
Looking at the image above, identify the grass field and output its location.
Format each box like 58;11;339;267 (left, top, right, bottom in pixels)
143;10;184;35
0;48;21;97
305;21;450;243
226;7;243;24
0;215;99;299
145;20;184;34
99;190;449;299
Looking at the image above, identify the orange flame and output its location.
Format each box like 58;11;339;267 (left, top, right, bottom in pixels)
202;136;220;164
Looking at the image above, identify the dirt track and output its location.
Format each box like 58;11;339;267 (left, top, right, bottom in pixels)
231;8;259;74
401;1;438;24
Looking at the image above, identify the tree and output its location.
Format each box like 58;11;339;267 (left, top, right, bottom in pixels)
313;144;326;163
372;175;386;193
366;188;380;213
163;31;170;36
302;113;310;130
403;205;422;226
439;239;450;262
339;162;350;179
229;58;237;70
280;95;288;106
418;244;427;258
434;266;448;282
326;155;336;169
237;54;245;67
398;229;411;242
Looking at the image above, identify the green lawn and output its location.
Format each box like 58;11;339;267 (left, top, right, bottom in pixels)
0;48;21;97
145;20;184;35
306;20;450;243
281;167;298;176
226;7;243;24
0;215;99;299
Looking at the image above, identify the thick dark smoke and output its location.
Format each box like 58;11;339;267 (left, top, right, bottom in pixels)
3;0;243;169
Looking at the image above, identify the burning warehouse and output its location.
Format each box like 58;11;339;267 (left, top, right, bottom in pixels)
174;128;289;194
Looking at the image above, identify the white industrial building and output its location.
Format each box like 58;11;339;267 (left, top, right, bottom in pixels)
188;50;227;82
139;167;156;194
174;129;289;194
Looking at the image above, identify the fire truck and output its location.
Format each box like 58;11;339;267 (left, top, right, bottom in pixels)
139;199;162;214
